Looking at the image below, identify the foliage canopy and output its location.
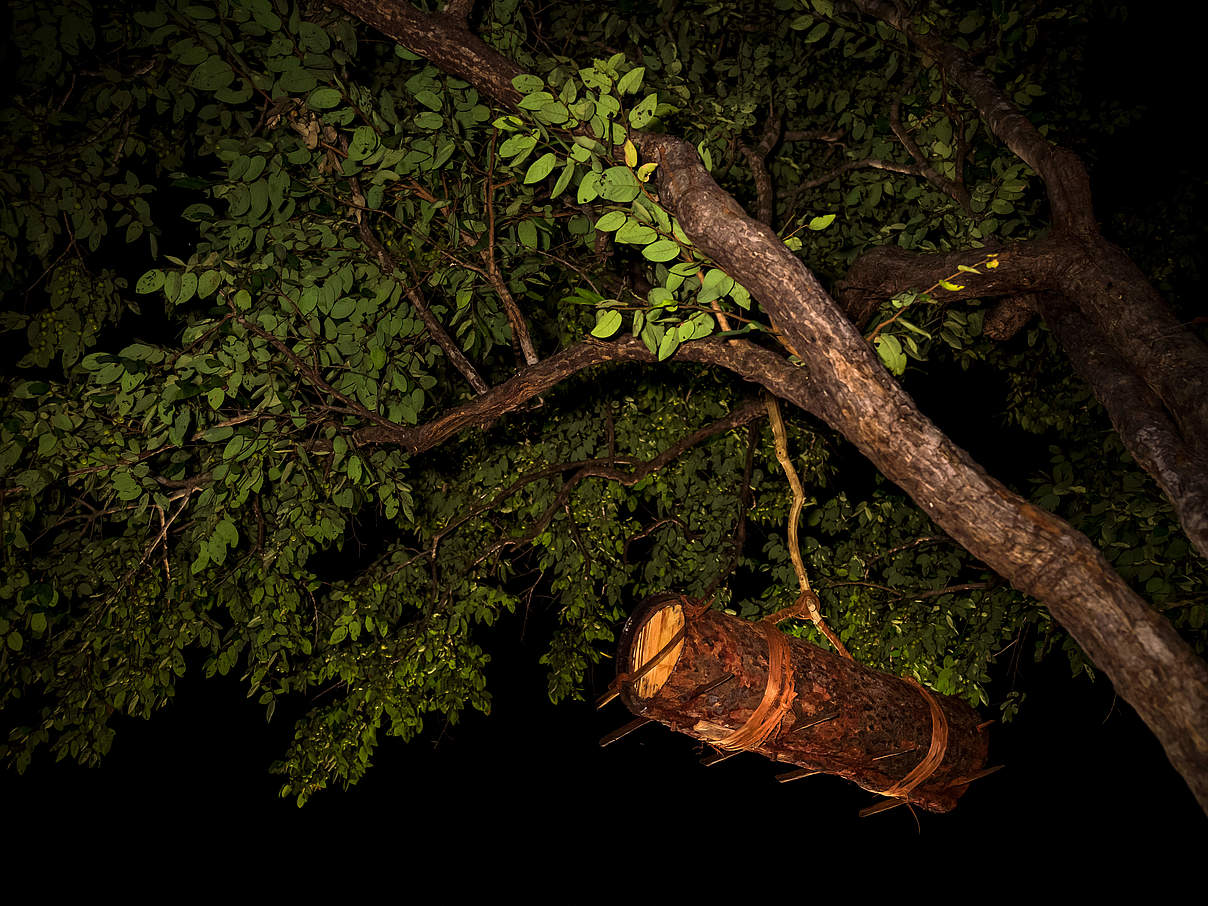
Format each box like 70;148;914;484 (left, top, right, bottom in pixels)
1;0;1204;804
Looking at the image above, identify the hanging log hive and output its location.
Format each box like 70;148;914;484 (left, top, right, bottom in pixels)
614;593;991;813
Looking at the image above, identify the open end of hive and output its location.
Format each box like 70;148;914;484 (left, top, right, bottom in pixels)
629;601;685;699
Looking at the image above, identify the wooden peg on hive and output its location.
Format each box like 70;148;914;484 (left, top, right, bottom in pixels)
599;717;652;748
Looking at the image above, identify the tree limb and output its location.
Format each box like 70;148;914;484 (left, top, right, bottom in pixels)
835;236;1063;328
1036;292;1208;560
889;87;971;212
485;131;539;365
357;219;489;394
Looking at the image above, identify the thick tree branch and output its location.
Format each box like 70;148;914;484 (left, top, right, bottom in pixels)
1052;241;1208;462
639;134;1208;810
1037;293;1208;560
982;294;1036;341
836;237;1063;327
331;0;524;106
332;0;1208;811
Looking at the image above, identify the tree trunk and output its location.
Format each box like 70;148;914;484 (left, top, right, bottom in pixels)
615;594;990;813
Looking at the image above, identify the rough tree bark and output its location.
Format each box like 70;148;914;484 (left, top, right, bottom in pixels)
329;0;1208;813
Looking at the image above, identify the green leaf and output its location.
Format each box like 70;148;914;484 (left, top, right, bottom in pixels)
686;312;715;340
136;269;165;294
615;220;657;245
730;281;751;309
595;211;628;232
874;334;907;375
178;272;198;304
198;270;222;299
347;126;379;161
524;152;558;184
518;91;555;111
499;133;537;159
804;22;830;44
414;89;442;111
808;213;836;230
647;286;675;307
188;57;234;91
617;66;645;95
182;203;213;222
642;239;680;262
657;329;680;360
698;268;734;305
598;166;640;203
629;93;657;129
577;170;603;204
309;87;342;109
512;74;545;93
278;67;317;93
551;160;575;197
517;219;538;249
414;111;443;130
591;309;623;338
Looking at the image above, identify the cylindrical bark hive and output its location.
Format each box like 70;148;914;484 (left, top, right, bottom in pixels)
616;593;990;812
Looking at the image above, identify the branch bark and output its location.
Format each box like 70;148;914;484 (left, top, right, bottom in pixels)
1036;293;1208;560
330;0;1208;811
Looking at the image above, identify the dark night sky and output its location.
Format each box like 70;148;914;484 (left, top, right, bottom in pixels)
3;2;1208;862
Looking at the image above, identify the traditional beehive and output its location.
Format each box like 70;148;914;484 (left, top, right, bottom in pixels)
611;593;993;813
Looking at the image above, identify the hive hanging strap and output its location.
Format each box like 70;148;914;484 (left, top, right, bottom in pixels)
763;395;852;660
860;676;950;814
713;622;797;752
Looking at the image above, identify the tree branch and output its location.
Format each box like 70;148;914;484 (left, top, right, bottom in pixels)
354;336;812;454
1037;292;1208;560
469;398;766;568
739;109;782;228
847;0;1094;233
889;87;971;212
835;236;1063;328
357;219;490;394
485;131;539;366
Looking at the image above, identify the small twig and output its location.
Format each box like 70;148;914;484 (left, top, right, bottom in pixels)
484;129;539;365
889;86;971;212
